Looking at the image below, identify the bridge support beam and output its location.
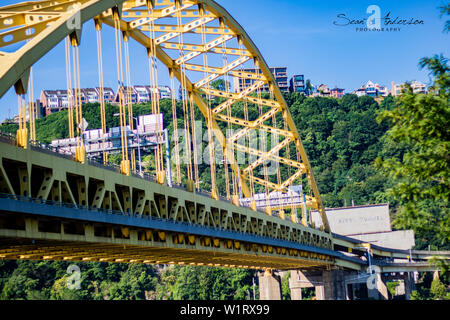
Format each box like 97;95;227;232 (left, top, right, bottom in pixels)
367;273;389;300
404;272;416;300
316;269;347;300
259;270;281;300
289;270;319;300
290;286;302;300
289;269;348;300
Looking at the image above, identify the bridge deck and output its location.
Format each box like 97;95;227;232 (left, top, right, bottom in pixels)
0;139;356;270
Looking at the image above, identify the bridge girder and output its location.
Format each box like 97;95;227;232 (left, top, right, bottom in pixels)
0;139;338;269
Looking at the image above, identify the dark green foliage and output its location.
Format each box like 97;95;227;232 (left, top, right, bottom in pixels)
0;260;255;300
281;272;291;300
155;265;254;300
411;272;450;300
440;4;450;33
291;94;391;207
375;55;450;250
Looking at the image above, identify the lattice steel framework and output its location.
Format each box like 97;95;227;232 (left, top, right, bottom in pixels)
0;0;330;232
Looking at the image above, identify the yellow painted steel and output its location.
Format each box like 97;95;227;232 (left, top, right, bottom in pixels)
0;138;338;269
0;0;330;232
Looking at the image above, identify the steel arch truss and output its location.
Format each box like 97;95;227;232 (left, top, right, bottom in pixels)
0;0;330;232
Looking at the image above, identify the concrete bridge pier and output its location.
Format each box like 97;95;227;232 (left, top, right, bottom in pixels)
289;280;303;300
404;272;416;300
316;269;348;300
367;272;389;300
258;269;282;300
289;269;348;300
289;270;318;300
368;271;419;300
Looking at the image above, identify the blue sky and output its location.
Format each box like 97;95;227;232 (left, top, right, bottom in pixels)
0;0;448;121
217;0;449;87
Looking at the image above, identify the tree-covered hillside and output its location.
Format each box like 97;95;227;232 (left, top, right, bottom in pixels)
286;93;394;208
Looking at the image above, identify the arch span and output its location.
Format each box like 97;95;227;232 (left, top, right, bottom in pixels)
0;0;330;232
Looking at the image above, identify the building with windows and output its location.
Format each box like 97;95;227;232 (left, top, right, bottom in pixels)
376;84;389;97
40;90;59;110
38;85;171;118
98;87;115;104
314;84;330;97
390;81;427;96
233;67;289;93
34;100;44;119
40;87;116;116
272;67;289;92
352;81;390;97
353;88;366;97
40;89;74;115
84;88;100;103
158;85;172;99
115;86;137;105
134;85;151;103
410;81;427;94
10;99;43;123
363;80;377;97
330;87;345;98
115;85;172;104
289;74;305;93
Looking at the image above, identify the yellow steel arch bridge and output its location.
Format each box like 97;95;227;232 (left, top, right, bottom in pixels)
0;0;442;272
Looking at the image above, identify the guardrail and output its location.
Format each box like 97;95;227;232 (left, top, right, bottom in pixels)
0;132;292;220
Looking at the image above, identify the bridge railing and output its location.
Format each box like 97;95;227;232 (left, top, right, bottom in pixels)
30;141;76;161
0;132;282;219
0;131;16;145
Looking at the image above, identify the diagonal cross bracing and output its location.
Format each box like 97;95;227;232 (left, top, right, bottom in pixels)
154;16;215;45
127;2;197;30
194;55;250;88
174;34;234;65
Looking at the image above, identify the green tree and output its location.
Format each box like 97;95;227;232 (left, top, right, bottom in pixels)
430;257;450;284
430;277;447;300
1;274;39;300
100;264;157;300
50;276;82;300
386;281;399;299
440;4;450;33
281;272;291;300
305;79;312;96
376;55;450;249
